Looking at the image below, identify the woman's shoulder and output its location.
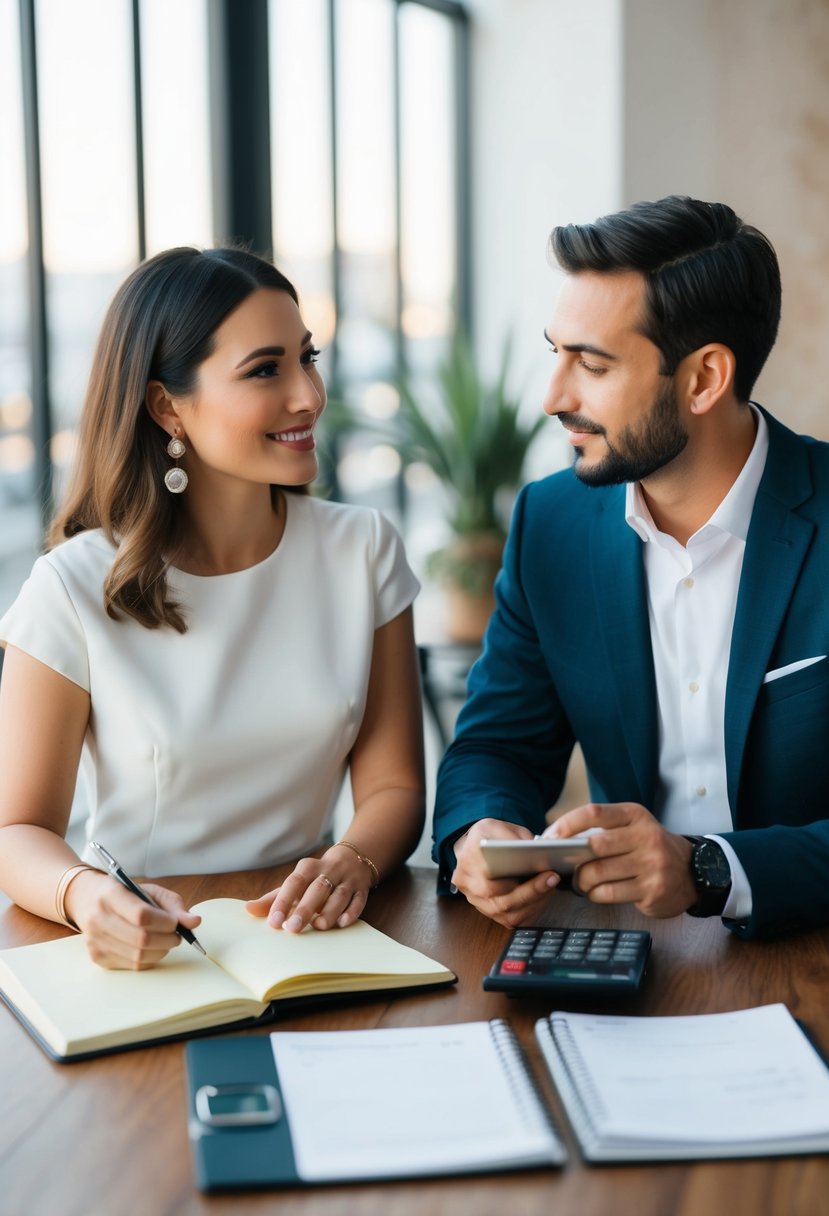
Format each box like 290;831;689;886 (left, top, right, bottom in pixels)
0;531;115;680
289;493;391;542
287;494;418;618
292;492;375;522
39;529;117;584
290;496;412;569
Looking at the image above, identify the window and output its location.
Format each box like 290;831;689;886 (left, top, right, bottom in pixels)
1;0;468;614
37;0;138;514
0;0;37;608
139;0;213;256
270;0;468;522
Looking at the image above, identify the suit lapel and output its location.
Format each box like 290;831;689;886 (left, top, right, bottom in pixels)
724;412;815;819
591;489;659;806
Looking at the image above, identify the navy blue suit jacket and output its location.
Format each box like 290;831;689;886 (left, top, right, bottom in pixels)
433;408;829;938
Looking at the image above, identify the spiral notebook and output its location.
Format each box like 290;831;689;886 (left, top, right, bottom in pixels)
186;1020;565;1189
535;1003;829;1162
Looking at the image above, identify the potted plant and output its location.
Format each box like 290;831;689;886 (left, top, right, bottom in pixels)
395;333;545;642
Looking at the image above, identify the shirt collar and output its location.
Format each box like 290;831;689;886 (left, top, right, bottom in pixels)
625;404;768;545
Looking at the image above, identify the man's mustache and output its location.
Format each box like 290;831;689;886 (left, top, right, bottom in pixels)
556;413;605;436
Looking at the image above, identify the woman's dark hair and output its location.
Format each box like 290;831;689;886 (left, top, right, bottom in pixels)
548;195;781;403
48;247;301;632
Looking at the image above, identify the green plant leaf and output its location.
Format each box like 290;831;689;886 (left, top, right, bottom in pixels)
394;331;544;537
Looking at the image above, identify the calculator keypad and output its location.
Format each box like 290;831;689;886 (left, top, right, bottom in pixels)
484;927;651;996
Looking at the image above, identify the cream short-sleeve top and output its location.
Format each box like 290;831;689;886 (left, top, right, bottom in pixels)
0;494;419;876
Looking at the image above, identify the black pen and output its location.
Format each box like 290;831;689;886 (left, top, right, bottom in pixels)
89;840;207;955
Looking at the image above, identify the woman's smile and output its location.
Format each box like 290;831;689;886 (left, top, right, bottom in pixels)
266;424;316;450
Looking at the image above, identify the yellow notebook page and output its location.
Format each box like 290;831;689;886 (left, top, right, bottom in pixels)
0;934;256;1056
195;899;454;1001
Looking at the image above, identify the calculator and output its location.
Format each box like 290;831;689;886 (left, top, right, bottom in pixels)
483;926;652;997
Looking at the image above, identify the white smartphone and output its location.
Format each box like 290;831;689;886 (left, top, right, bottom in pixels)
479;835;598;879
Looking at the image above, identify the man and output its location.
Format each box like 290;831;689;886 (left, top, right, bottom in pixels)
433;195;829;939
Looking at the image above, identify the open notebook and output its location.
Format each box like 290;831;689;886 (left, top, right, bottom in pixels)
0;898;455;1061
536;1003;829;1161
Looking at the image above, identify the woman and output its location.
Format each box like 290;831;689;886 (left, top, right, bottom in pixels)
0;247;425;969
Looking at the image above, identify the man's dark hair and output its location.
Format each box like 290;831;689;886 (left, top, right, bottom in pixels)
548;196;781;403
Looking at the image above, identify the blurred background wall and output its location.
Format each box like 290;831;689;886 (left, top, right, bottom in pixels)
623;0;829;437
470;0;829;464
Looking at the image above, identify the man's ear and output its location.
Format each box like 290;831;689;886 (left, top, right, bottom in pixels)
145;380;180;435
683;344;737;416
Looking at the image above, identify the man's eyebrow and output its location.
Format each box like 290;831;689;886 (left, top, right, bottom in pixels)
543;329;618;361
234;334;313;370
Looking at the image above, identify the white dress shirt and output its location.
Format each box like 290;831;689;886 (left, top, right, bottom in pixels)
624;406;769;920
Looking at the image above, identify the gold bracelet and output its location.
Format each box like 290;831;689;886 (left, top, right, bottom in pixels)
55;863;96;930
334;840;380;889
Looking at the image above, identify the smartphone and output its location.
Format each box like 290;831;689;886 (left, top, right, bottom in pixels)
479;835;598;879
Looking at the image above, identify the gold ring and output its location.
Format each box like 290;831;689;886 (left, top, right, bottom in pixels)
318;874;334;891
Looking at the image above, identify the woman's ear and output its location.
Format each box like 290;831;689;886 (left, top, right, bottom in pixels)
145;381;180;434
683;344;737;416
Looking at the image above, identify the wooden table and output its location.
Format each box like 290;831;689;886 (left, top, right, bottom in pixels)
2;865;829;1216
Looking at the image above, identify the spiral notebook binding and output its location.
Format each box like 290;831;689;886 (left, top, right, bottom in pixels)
549;1013;609;1134
488;1017;560;1136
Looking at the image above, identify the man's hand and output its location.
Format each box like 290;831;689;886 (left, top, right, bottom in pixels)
451;819;561;928
545;802;696;918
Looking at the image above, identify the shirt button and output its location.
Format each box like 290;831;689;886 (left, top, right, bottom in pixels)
683;577;695;588
695;785;707;797
688;681;700;693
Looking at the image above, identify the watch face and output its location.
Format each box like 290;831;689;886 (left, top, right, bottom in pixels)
693;840;731;890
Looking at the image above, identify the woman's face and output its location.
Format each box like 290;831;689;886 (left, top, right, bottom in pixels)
175;287;326;489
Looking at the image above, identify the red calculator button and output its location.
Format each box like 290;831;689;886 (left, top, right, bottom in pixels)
501;959;527;973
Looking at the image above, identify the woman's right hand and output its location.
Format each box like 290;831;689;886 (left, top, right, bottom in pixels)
63;870;202;970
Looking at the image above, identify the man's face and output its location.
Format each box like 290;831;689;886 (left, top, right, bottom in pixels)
542;270;688;486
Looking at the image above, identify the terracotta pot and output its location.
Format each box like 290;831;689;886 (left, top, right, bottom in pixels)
443;584;497;642
437;533;505;642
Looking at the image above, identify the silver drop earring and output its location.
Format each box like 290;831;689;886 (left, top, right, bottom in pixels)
164;433;188;494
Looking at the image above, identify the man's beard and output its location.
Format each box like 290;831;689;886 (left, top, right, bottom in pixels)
568;379;688;487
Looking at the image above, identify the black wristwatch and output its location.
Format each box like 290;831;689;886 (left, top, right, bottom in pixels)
685;836;732;918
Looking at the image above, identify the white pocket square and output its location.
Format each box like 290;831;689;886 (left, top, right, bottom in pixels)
763;656;826;684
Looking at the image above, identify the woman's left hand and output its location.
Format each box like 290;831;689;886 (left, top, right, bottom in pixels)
245;849;370;933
